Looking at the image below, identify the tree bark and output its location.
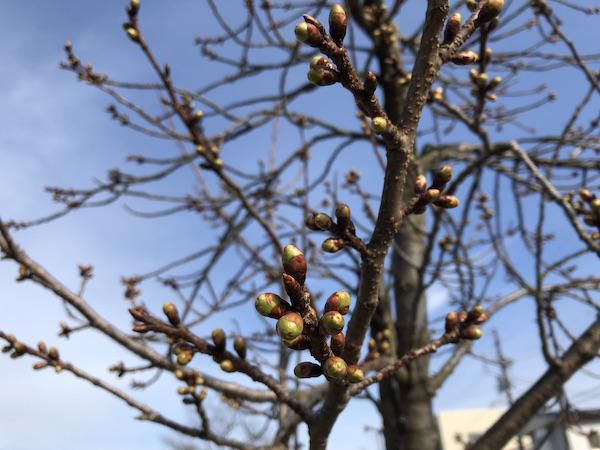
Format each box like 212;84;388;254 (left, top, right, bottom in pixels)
471;318;600;450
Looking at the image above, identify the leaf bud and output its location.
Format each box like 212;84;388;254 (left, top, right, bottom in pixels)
294;361;323;378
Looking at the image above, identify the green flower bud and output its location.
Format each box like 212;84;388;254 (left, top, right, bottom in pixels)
277;312;304;342
424;188;441;203
294;22;323;47
211;328;226;351
314;213;333;231
282;244;307;284
331;332;345;356
162;302;180;326
255;292;291;319
177;351;192;366
321;311;345;335
294;362;323;378
329;4;347;44
488;76;502;90
468;305;485;321
372;116;388;134
324;356;347;380
434;195;460;209
466;0;477;11
233;337;247;359
346;365;364;383
322;238;344;253
476;73;489;88
305;214;320;231
220;359;235;373
335;203;351;228
461;325;483;340
325;290;351;315
307;68;324;85
310;55;329;70
123;23;139;42
434;165;453;186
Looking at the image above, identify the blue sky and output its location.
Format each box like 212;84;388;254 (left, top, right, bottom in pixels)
1;1;599;449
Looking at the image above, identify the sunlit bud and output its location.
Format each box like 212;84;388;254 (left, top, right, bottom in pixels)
277;312;304;342
177;352;192;366
282;244;307;285
382;329;392;340
305;214;320;231
314;213;333;231
445;311;459;333
484;47;493;64
254;292;291;319
211;328;226;352
48;347;59;361
335;203;351;228
474;73;488;88
162;302;181;326
175;369;184;380
310;55;329;70
457;311;469;323
307;69;323;84
294;361;323;378
474;312;489;325
294;22;323;47
364;71;378;97
123;23;139;42
381;340;394;355
331;332;345;356
54;365;63;373
325;290;351;315
233;337;247;359
486;93;497;102
467;0;477;11
469;68;479;83
285;334;311;350
478;0;504;22
591;199;600;213
322;238;344;253
424;189;441;203
434;165;453;187
444;12;462;43
468;305;485;321
193;110;204;122
488;75;502;90
33;362;47;370
37;342;47;354
372;116;388;134
177;386;188;395
329;4;347;44
346;365;365;383
324;356;347;380
321;311;345;335
220;359;235;373
579;189;593;202
461;325;483;340
431;87;444;102
414;175;427;194
368;338;376;352
434;195;460;209
451;51;479;65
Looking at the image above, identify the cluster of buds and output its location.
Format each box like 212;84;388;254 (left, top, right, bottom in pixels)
307;55;339;86
413;166;460;214
294;4;347;49
366;328;393;361
444;305;489;340
121;276;141;301
469;68;502;101
566;189;600;239
475;193;496;222
305;203;356;254
123;0;141;42
175;368;206;404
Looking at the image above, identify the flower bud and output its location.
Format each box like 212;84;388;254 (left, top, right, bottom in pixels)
445;311;459;333
444;12;462;43
294;361;323;378
434;165;453;187
314;213;333;231
321;311;345;335
282;244;307;285
220;359;235;373
372;116;388;134
488;75;502;90
431;87;444;103
285;334;311;350
255;293;291;319
457;311;468;323
346;365;364;383
294;22;323;47
467;0;477;11
331;332;345;356
335;203;351;229
434;195;460;209
424;188;441;203
48;347;59;361
325;290;351;315
211;328;226;352
368;338;376;351
476;73;489;88
233;337;247;359
478;0;504;23
310;55;329;70
123;23;139;42
451;51;479;65
329;4;347;44
474;312;489;325
468;305;485;321
322;238;344;253
305;214;320;231
177;351;192;366
277;312;304;342
33;362;48;370
591;199;600;213
162;302;181;326
461;325;483;340
414;175;427;194
324;356;347;380
37;342;47;354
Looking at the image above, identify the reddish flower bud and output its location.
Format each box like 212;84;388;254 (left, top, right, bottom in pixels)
211;328;226;352
322;238;344;253
331;332;345;356
233;337;247;359
444;12;462;43
324;356;347;380
329;4;347;44
277;312;304;342
255;292;291;319
282;273;303;303
282;245;307;285
321;311;345;335
346;365;365;383
294;361;323;378
162;302;181;326
325;290;351;315
434;195;460;209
